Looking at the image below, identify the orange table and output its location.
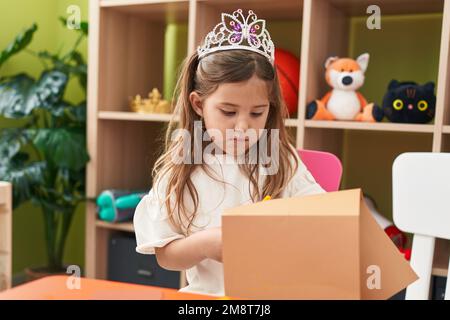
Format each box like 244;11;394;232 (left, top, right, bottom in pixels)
0;275;219;300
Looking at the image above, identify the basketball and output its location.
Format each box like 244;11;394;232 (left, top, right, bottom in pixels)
274;48;300;116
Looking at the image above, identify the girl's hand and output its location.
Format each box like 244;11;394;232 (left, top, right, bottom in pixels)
200;227;222;263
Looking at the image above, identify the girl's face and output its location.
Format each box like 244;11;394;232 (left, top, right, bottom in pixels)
190;74;270;156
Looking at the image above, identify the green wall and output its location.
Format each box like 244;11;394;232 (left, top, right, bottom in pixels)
164;23;188;101
0;0;88;276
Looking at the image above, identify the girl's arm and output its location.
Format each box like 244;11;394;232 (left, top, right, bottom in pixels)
155;227;222;271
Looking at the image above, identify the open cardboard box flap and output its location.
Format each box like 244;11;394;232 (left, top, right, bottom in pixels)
222;189;418;299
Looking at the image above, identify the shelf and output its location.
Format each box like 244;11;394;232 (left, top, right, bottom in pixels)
329;0;444;15
100;0;189;23
100;0;444;16
299;0;444;148
432;239;449;277
98;0;188;113
432;266;449;277
96;220;135;233
304;120;435;133
101;0;187;6
98;111;299;127
86;0;450;285
284;118;298;127
196;0;303;20
98;111;177;122
96;120;162;192
443;125;450;134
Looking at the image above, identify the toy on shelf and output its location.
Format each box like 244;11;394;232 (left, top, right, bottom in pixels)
274;48;300;117
382;80;436;124
364;195;411;261
97;190;146;223
306;53;383;122
129;88;172;114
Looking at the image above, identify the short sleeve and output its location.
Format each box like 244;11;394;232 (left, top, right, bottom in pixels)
133;177;185;255
283;147;326;198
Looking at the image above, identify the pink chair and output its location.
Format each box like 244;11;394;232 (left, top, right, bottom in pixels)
298;149;343;192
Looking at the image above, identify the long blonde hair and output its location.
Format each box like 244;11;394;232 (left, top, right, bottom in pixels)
153;49;298;235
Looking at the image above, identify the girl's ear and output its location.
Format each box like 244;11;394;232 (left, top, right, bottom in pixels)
189;91;204;117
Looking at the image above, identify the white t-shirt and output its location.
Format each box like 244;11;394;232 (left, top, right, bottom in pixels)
133;148;326;296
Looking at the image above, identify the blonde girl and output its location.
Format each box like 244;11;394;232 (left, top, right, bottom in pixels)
134;9;325;296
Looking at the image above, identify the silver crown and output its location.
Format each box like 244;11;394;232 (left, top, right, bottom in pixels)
197;9;275;65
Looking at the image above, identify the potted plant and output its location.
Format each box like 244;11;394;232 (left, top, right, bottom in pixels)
0;19;89;280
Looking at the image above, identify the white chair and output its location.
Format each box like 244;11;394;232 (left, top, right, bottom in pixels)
392;152;450;300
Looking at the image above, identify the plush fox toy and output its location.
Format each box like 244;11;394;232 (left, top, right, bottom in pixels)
306;53;383;122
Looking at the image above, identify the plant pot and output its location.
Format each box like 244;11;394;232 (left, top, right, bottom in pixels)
24;266;69;283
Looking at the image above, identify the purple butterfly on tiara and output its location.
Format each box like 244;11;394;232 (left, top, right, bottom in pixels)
221;9;265;48
197;8;275;64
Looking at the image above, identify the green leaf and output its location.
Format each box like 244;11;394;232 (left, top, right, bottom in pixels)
37;50;60;64
0;74;34;118
35;195;72;213
29;70;68;109
68;51;87;91
59;17;88;36
47;101;86;128
0;128;34;161
69;51;85;66
10;152;30;166
33;128;89;171
0;158;45;208
0;129;24;161
0;70;68;118
0;23;38;69
48;100;71;118
70;102;86;123
37;176;85;209
38;50;87;91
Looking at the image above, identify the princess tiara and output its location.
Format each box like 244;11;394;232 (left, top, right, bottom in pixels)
197;9;275;65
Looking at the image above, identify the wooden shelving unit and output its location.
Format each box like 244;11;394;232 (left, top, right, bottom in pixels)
304;120;435;133
443;125;450;134
97;110;298;127
432;239;450;277
98;111;177;122
96;220;135;233
86;0;450;284
0;182;12;291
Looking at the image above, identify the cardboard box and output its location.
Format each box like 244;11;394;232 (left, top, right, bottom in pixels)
222;189;418;299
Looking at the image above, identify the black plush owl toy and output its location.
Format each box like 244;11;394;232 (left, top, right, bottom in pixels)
382;80;436;124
